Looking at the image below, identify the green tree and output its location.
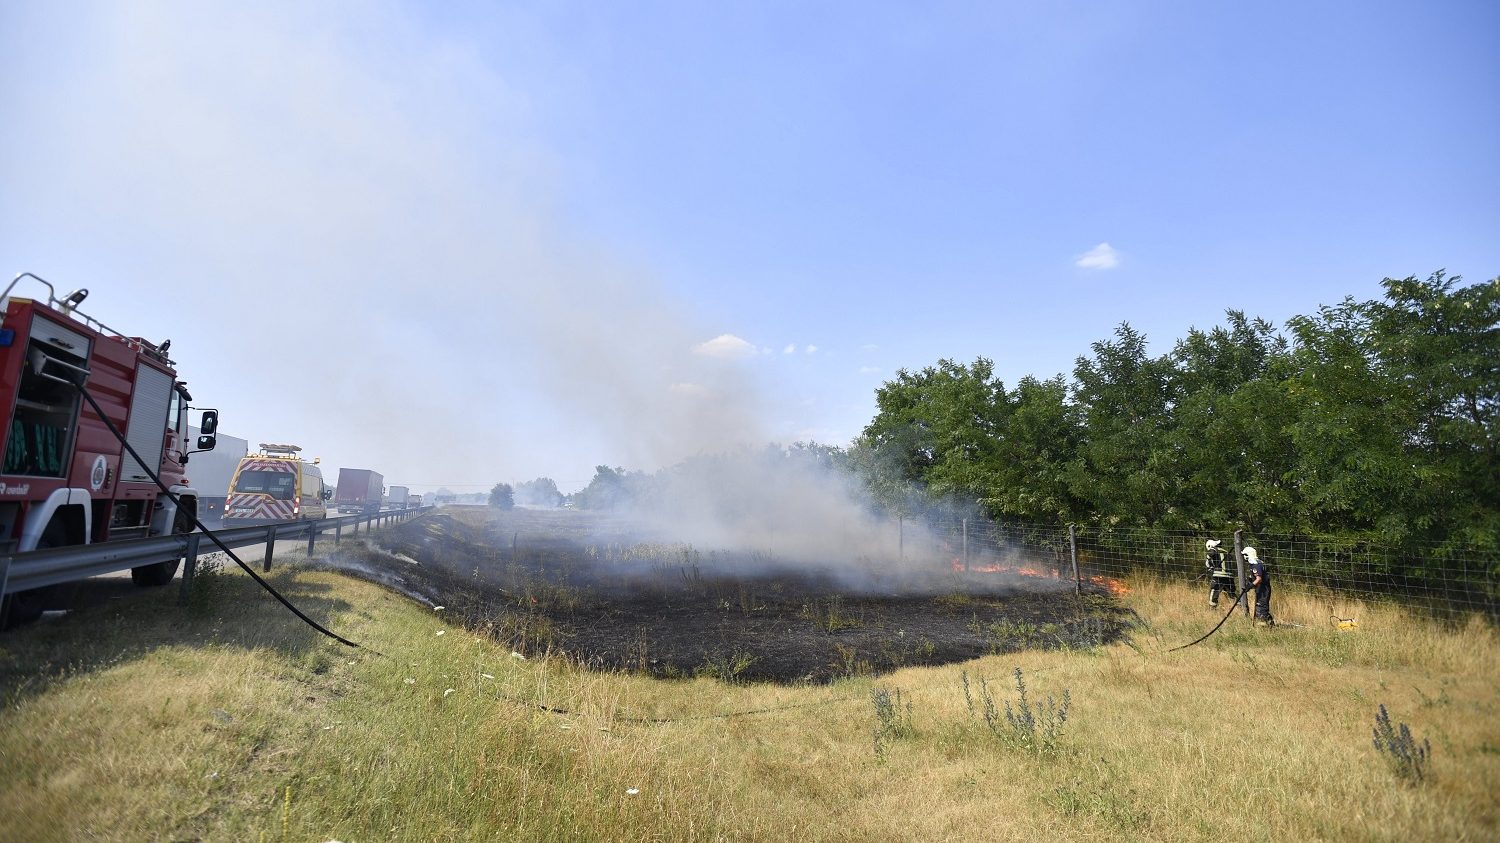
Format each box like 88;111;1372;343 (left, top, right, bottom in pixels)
488;482;514;510
848;271;1497;558
571;466;647;511
1066;324;1180;526
856;358;1009;514
514;477;564;507
1167;311;1298;532
983;375;1084;522
1284;296;1414;539
1366;272;1500;547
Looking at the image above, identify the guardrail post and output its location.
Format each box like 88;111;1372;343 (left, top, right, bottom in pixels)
263;531;275;573
335;522;342;544
1068;523;1081;595
307;523;317;555
177;533;201;606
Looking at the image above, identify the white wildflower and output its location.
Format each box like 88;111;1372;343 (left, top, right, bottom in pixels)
404;678;415;685
626;788;640;796
435;630;446;636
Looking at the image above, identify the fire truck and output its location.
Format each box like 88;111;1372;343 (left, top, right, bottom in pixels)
0;273;219;626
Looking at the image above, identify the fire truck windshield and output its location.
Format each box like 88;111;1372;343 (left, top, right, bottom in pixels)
233;470;296;500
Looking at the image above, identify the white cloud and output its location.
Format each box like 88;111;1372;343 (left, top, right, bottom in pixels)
858;366;881;374
783;343;796;354
693;334;758;358
804;344;818;355
1075;242;1120;270
860;344;879;353
669;382;710;396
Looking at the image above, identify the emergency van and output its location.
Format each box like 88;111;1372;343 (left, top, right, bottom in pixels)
224;444;329;526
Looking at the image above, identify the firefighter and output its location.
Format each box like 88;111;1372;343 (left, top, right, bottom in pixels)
1204;539;1236;608
1243;546;1274;627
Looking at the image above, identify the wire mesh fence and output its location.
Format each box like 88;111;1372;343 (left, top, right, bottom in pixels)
926;515;1498;620
471;506;1496;619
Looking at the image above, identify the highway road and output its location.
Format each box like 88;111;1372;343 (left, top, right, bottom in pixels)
46;513;350;620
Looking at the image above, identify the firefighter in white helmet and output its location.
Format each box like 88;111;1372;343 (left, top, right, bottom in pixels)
1204;539;1235;608
1243;546;1274;627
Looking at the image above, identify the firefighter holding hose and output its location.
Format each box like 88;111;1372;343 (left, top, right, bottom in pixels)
1204;539;1236;608
1244;546;1274;627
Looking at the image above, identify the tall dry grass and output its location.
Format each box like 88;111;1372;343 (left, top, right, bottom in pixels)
0;549;1495;841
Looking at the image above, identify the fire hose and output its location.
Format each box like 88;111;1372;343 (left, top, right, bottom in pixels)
1166;586;1251;653
73;380;369;650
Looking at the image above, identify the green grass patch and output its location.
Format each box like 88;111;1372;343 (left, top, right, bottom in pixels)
1;550;1496;841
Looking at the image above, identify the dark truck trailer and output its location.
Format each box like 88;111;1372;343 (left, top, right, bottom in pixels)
334;468;384;515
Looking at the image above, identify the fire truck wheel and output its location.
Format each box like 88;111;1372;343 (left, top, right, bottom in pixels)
2;531;71;628
131;508;189;587
0;590;47;629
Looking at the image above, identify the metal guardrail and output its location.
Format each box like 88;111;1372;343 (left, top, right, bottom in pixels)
0;506;434;605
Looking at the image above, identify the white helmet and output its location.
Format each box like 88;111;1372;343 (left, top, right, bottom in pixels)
1205;539;1222;550
1243;546;1259;561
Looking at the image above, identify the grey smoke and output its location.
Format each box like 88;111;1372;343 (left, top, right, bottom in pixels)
1;3;1041;588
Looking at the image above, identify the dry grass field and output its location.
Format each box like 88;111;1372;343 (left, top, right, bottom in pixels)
0;513;1495;841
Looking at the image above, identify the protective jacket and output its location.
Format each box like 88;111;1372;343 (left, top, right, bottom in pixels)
1247;558;1273;623
1205;546;1237;607
1205;548;1235;581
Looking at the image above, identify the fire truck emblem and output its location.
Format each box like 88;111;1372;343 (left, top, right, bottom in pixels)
90;455;108;491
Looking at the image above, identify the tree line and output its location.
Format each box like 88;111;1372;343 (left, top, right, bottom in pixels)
852;272;1497;552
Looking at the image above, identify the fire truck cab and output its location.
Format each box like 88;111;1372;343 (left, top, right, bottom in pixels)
0;273;219;625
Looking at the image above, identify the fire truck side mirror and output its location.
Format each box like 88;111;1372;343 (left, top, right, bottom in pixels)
196;434;217;451
198;409;219;436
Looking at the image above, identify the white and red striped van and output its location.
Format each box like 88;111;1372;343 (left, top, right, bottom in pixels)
223;444;328;526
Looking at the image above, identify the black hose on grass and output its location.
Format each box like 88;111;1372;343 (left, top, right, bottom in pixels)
75;382;370;651
1166;587;1251;653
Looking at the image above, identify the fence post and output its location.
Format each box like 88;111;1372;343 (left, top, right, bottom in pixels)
263;530;275;573
512;531;518;563
1234;529;1246;616
177;533;201;606
1068;523;1081;595
962;518;969;572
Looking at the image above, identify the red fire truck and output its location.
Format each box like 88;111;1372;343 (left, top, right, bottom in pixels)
0;273;219;625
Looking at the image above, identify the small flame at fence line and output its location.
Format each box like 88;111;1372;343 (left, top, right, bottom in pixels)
950;558;1130;596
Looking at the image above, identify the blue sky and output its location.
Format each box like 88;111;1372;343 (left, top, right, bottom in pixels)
1;1;1496;494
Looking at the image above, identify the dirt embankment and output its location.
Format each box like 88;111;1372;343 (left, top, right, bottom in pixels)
317;509;1135;684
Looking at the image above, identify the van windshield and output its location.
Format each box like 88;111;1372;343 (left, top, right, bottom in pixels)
234;470;296;500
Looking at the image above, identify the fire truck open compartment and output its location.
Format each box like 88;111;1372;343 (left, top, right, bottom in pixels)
3;317;91;478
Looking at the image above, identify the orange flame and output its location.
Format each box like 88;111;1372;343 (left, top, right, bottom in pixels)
951;558;1130;596
1089;575;1130;596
